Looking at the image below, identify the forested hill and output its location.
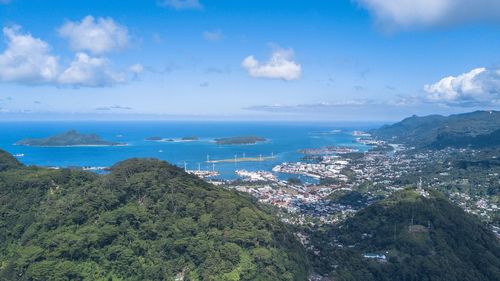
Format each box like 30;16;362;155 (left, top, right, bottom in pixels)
0;150;21;171
370;110;500;148
0;150;308;280
309;189;500;281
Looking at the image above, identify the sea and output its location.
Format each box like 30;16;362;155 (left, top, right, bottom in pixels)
0;121;382;182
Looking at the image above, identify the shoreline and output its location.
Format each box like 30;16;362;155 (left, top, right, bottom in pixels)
14;143;129;147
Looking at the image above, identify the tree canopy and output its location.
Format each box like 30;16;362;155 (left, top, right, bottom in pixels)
0;152;308;281
309;189;500;281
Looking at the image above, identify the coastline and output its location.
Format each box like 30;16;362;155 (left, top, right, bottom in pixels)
14;143;129;147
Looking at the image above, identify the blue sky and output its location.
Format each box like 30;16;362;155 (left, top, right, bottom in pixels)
1;0;500;121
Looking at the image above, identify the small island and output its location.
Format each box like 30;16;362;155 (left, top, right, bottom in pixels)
145;136;163;141
16;130;125;147
181;136;199;141
214;136;266;145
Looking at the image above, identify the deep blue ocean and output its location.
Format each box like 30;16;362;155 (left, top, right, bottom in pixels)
0;121;380;181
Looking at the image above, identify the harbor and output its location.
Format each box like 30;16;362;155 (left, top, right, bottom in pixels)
206;153;276;163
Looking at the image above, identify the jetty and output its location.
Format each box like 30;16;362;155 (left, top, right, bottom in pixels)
207;153;276;163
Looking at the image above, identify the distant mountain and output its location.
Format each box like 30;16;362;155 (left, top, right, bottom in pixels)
309;189;500;281
16;130;125;147
0;150;308;280
370;110;500;149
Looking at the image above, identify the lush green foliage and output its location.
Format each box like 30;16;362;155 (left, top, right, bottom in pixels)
432;128;500;149
308;189;500;281
371;110;500;148
16;130;122;146
0;152;308;281
0;150;21;172
327;191;372;209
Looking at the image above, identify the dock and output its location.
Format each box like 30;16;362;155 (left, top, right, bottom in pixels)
207;155;276;163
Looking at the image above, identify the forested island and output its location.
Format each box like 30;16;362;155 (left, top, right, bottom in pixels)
16;130;125;147
145;136;164;141
214;136;266;145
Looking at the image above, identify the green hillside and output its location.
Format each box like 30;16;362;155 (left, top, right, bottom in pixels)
0;150;21;172
309;189;500;281
15;130;123;147
0;150;308;281
371;110;500;148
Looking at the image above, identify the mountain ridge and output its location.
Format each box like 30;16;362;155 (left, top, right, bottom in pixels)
370;110;500;148
0;150;308;281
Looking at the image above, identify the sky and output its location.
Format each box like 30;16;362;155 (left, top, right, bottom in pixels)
1;0;500;121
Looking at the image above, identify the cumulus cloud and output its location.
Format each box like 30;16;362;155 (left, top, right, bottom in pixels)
58;16;129;54
203;29;223;41
0;24;137;88
355;0;500;30
58;53;126;87
424;67;500;106
242;46;301;81
0;26;59;84
158;0;203;10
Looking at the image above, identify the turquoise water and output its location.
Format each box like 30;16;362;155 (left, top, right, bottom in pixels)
0;121;379;181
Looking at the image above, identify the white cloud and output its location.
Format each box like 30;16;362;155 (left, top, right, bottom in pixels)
0;24;135;88
424;67;500;106
129;63;144;80
242;46;301;81
129;63;144;74
58;16;129;54
203;29;223;42
355;0;500;30
159;0;203;10
58;53;126;87
0;26;59;84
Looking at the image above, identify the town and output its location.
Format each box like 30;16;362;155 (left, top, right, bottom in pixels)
213;135;500;236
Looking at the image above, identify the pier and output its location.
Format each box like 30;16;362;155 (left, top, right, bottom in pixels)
206;153;276;163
